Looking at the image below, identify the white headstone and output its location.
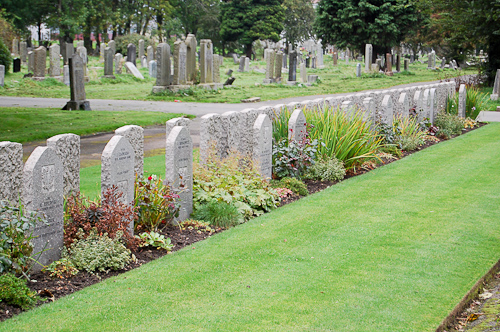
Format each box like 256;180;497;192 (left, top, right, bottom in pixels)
252;114;272;179
398;93;410;118
115;125;144;177
46;134;80;197
0;65;4;87
381;95;393;125
365;44;373;72
200;113;223;164
149;60;157;78
491;69;500;101
458;84;466;118
0;141;23;204
125;61;144;79
166;117;191;139
288;109;307;142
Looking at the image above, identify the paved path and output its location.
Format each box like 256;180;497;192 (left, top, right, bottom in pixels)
0;79;459;167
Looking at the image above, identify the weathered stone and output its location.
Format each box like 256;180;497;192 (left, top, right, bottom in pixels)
173;41;187;85
138;39;145;67
396;54;401;72
200;113;223;164
362;97;376;124
289;51;297;82
381;94;393;125
244;57;250;72
49;44;61;77
365;44;372;72
101;135;135;234
33;46;46;79
0;65;4;87
154;43;171;89
125;62;144;79
147;45;154;66
115;125;144;177
491;69;500;101
103;47;115;78
333;52;338;65
166;117;191;139
404;59;409;71
185;34;197;82
385;53;393;75
28;51;34;73
265;49;275;81
165;126;193;221
275;52;283;81
307;75;318;83
200;39;214;84
65;42;74;65
76;41;84;48
213;54;221;84
63;54;91;111
108;40;116;55
288;109;307;142
398;93;410;118
12;38;19;56
428;88;437;123
149;60;157;78
232;53;239;64
252;114;272;179
300;62;307;83
356;63;362;77
0;142;23;204
238;56;246;72
23;146;64;271
63;65;70;86
413;90;424;121
76;46;88;80
221;111;241;157
20;42;27;64
47;134;80;196
127;43;137;67
458;84;466;118
115;53;123;74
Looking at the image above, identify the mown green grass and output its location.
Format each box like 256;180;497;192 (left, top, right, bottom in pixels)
0;107;194;143
0;55;475;103
2;123;500;331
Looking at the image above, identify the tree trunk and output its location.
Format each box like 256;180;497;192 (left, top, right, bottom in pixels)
37;21;42;46
487;37;500;85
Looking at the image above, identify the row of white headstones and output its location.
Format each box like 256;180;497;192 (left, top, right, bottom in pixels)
0;81;463;271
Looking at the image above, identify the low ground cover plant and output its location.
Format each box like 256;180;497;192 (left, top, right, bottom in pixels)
192;200;242;228
271;177;309;196
304;155;346;182
434;112;465;139
0;273;38;310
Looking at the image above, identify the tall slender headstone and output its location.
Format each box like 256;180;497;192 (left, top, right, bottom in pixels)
76;46;88;81
264;49;275;83
33;46;46;80
385;53;393;75
63;65;70;86
252;114;272;179
47;134;80;196
404;59;409;71
398;93;410;118
244;57;250;71
149;60;157;78
275;52;283;82
65;42;74;65
99;42;106;63
381;94;393;125
356;63;362;77
173;41;187;85
0;65;4;87
458;84;466;118
127;43;137;67
103;47;115;78
108;40;116;55
152;43;171;92
300;62;307;83
199;39;213;84
288;109;307;142
115;125;144;177
138;39;145;67
147;45;154;65
23;147;64;271
289;50;297;82
165;126;193;221
0;142;23;204
63;54;91;111
115;53;123;74
20;41;27;64
11;38;19;56
333;52;338;65
490;69;500;101
185;34;197;82
396;54;401;72
238;56;246;72
49;44;61;77
213;54;221;83
365;44;373;72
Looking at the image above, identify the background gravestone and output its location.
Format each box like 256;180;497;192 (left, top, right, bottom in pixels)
275;52;283;82
115;125;144;177
365;44;372;72
221;111;241;158
490;69;500;101
252;114;273;179
289;51;297;82
213;54;221;84
138;39;145;67
63;65;70;86
65;42;74;65
0;141;23;204
398;93;410;118
20;41;27;64
28;51;34;73
13;58;20;73
166;117;191;139
47;134;80;196
147;45;154;65
23;147;64;271
49;44;61;77
0;65;4;86
173;41;187;85
33;46;46;80
76;46;89;81
300;62;307;83
152;43;171;92
63;54;91;111
199;39;213;84
356;63;362;77
108;40;116;55
149;60;157;78
288;109;307;142
127;43;137;67
200;113;223;164
103;47;115;79
165;126;193;222
185;34;197;82
115;53;123;74
381;94;393;125
238;56;246;72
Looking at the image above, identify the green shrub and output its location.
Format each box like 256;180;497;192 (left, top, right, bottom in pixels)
114;34;152;56
0;38;12;73
392;115;427;151
63;229;133;273
272;177;309;196
434;112;464;139
0;200;48;274
0;273;38;309
304;156;346;182
43;258;79;279
136;232;173;250
445;86;489;119
272;134;319;180
192;200;242;228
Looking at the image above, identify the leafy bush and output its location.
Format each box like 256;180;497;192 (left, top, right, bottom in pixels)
0;201;47;274
434;112;464;139
64;188;139;250
392;115;427;151
134;175;180;233
114;34;153;56
306;106;383;170
193;152;279;220
0;38;12;73
271;177;309;196
304;156;346;182
0;273;38;309
192;200;242;228
272;133;319;180
43;258;79;279
63;229;133;273
136;232;173;250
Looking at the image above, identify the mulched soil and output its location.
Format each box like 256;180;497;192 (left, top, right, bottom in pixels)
0;122;488;323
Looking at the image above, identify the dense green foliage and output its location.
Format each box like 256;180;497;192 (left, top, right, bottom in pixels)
192;200;242;228
446;87;489;119
282;0;316;49
0;273;38;310
271;177;309;196
304;156;346;182
434;112;464;139
0;38;12;73
114;34;152;56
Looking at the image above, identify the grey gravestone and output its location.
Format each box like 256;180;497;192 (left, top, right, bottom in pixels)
264;49;275;83
422;89;431;120
127;43;137;67
76;41;84;48
103;47;115;78
125;62;144;79
429;88;437;123
356;63;362;77
0;65;4;87
440;58;446;69
252;114;272;179
458;84;466;118
200;39;213;84
490;69;500;100
404;59;409;71
385;53;393;75
33;46;46;79
200;113;223;164
63;65;70;86
396;54;401;72
173;41;187;85
147;45;154;66
288;109;307;142
381;94;393;125
365;44;372;72
275;52;283;81
428;51;434;69
0;141;23;204
289;51;297;82
138;39;145;67
149;60;157;78
244;57;250;72
226;69;233;77
213;54;221;84
23;147;64;271
20;41;27;64
11;38;19;56
362;97;376;124
108;40;116;55
65;42;74;65
47;134;80;196
185;34;197;82
115;125;144;177
99;43;106;63
153;43;171;90
238;56;246;72
49;44;61;77
221;111;241;157
307;75;318;83
63;54;91;111
413;90;424;121
232;53;239;64
300;62;307;83
141;56;147;68
166;117;191;139
28;51;34;73
115;53;123;74
101;135;135;234
165;126;193;221
398;93;410;118
76;46;88;80
283;52;287;68
333;52;338;66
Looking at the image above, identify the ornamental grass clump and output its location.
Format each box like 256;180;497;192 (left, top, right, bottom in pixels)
192;200;242;228
445;86;488;119
392;115;427;151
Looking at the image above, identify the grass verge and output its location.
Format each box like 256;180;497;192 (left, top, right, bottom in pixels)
0;108;194;143
2;123;500;331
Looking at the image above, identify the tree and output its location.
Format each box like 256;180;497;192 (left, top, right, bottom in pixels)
282;0;316;50
314;0;422;62
220;0;285;57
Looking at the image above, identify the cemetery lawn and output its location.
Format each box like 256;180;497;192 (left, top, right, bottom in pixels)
2;123;500;331
0;56;476;103
0;107;194;143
